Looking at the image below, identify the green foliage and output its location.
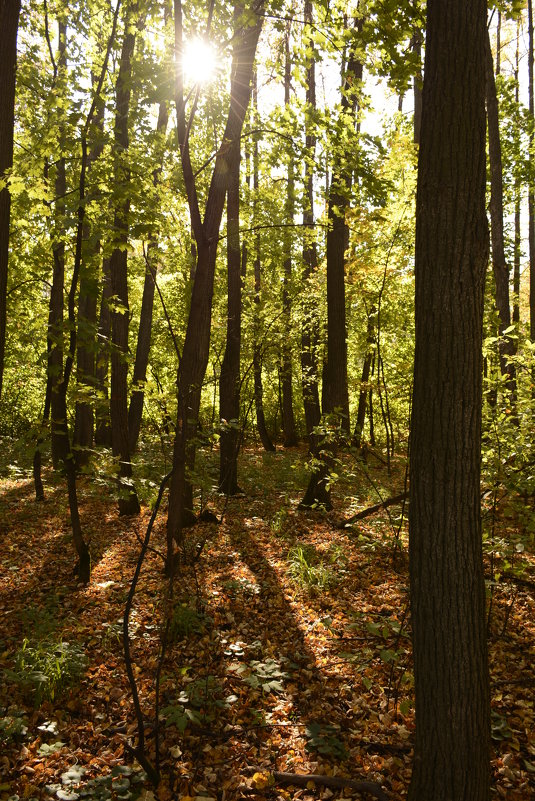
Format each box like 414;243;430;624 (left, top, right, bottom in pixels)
286;544;335;590
7;638;86;706
44;765;147;801
0;711;28;743
304;723;347;760
167;604;209;642
162;675;237;732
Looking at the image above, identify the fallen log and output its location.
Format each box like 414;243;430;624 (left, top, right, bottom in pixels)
340;492;409;528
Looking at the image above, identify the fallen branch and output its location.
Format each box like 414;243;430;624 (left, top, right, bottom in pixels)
340;492;409;528
270;771;389;799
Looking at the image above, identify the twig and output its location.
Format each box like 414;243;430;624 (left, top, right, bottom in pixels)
268;771;389;800
341;492;409;527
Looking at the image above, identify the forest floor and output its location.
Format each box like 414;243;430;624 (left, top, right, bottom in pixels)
1;443;535;801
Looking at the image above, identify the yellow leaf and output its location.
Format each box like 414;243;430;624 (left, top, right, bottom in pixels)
251;772;273;789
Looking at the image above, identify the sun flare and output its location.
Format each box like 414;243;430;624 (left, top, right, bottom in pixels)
182;38;218;85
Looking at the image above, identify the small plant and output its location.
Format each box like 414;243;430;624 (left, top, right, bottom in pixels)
167;604;209;642
270;508;291;538
305;723;347;760
0;711;28;742
286;545;335;590
7;638;86;705
162;675;237;732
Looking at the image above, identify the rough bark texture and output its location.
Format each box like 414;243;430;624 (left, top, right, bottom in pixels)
219;150;242;494
167;0;263;557
408;1;491;799
109;14;140;516
95;257;112;446
0;0;21;401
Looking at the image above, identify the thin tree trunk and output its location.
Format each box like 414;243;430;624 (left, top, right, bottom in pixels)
408;0;490;796
109;11;140;515
128;99;169;454
281;21;297;447
251;74;275;454
219;143;242;493
529;0;535;350
300;0;321;441
94;256;112;446
513;25;521;327
73;88;105;468
485;28;515;392
0;0;21;401
49;21;69;471
353;307;375;448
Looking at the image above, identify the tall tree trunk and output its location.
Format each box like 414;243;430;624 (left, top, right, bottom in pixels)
128;99;169;453
281;21;298;447
513;24;521;327
408;0;490;797
73;89;105;468
218;143;242;494
251;75;275;454
109;11;140;515
412;29;423;145
167;0;263;566
323;21;362;435
94;256;112;446
300;0;321;441
352;307;375;448
49;21;69;471
529;0;535;351
484;27;515;392
0;0;21;401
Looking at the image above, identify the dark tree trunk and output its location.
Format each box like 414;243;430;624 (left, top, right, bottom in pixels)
352;308;375;448
73;90;105;468
300;0;321;441
250;74;275;454
49;22;69;471
412;29;423;145
109;13;140;516
281;22;297;447
408;0;490;798
484;28;515;390
529;0;535;349
128;99;168;454
218;146;242;494
94;256;112;446
0;0;21;401
167;0;263;563
323;27;362;435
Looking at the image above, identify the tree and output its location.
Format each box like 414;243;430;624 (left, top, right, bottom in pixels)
0;0;21;402
109;6;141;516
408;0;491;798
167;0;264;564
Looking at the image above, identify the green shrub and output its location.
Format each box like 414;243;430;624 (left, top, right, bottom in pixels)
286;545;335;590
7;637;86;705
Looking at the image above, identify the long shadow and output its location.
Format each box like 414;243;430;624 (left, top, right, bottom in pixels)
225;519;348;750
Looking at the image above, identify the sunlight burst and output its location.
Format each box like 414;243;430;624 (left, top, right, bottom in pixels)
182;38;218;85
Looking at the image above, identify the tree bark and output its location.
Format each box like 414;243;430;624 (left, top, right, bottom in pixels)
408;1;490;798
109;11;140;515
218;143;242;494
352;307;375;448
0;0;21;401
95;256;112;446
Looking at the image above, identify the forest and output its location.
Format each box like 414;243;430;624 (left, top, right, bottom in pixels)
1;0;535;798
